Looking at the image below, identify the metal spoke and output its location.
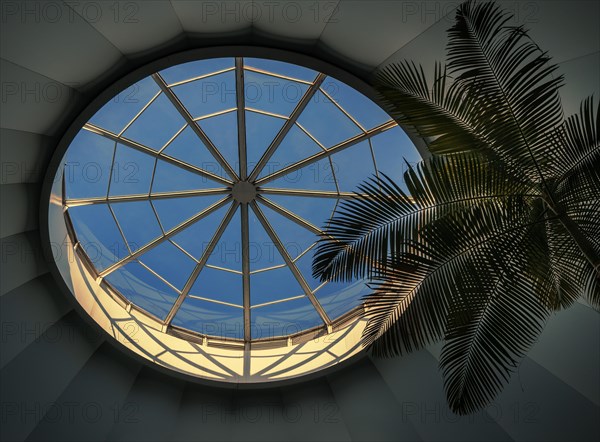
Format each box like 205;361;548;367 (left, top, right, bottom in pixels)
107;203;133;255
98;196;232;278
368;138;381;183
206;264;243;275
65;188;231;207
149;200;166;234
118;90;162;137
241;203;251;341
319;87;367;133
295;122;327;151
329;155;341;196
193;108;236;121
252;294;306;309
243;65;313;85
245;107;288;120
249;263;287;275
258;188;364;199
105;141;118;198
138;260;180;294
235;57;248;180
148;156;158;196
255;120;397;186
256;196;321;235
151;73;240;181
170;239;199;263
256;197;339;245
83;123;232;186
158;123;187;154
259;186;413;204
250;202;331;326
258;198;387;281
188;295;243;309
164;201;240;326
68;59;395;345
166;66;235;88
248;73;327;181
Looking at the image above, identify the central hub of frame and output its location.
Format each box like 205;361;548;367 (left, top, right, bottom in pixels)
232;181;257;203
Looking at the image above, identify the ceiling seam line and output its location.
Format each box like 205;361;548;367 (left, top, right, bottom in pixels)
372;3;459;74
60;0;129;58
0;57;85;92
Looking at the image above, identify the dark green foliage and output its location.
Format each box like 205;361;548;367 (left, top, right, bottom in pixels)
312;0;599;415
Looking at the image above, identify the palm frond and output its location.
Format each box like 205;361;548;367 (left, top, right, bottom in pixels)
363;199;538;356
557;156;600;206
446;1;564;181
312;153;535;283
539;215;590;309
583;264;600;309
441;254;549;415
550;96;599;179
553;98;600;253
363;254;450;357
312;0;599;416
376;61;494;156
440;203;553;414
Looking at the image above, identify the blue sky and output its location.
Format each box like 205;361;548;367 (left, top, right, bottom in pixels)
64;57;421;339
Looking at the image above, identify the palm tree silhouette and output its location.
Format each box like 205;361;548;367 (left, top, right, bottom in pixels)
312;0;599;415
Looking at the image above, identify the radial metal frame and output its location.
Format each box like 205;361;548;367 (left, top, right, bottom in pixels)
63;57;398;343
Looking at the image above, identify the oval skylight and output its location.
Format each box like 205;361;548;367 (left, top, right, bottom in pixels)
59;56;421;346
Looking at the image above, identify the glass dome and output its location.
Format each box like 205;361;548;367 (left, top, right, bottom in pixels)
59;56;420;345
